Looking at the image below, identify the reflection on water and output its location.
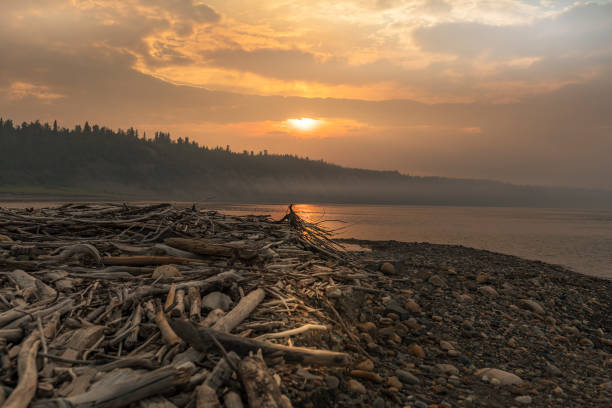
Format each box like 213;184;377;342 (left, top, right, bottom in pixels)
2;201;611;278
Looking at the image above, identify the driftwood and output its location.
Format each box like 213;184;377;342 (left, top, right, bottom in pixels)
239;350;292;408
170;320;350;366
3;334;40;408
0;203;369;407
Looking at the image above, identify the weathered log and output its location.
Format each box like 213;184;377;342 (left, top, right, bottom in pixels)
4;298;74;329
0;328;23;342
212;289;265;333
169;320;350;366
32;365;191;408
164;238;234;257
223;392;244;408
139;396;177;408
203;351;241;391
3;334;40;408
188;287;201;322
60;325;106;362
155;308;183;346
196;385;222;408
5;269;57;299
102;256;206;266
238;350;290;408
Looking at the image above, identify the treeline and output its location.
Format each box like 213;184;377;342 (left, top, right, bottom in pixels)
1;118;611;207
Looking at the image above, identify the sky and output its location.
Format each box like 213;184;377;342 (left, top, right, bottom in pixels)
1;0;611;189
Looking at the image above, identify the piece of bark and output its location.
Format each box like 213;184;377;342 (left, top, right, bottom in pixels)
196;385;222;408
172;290;185;318
223;391;244;408
169;320;350;367
6;269;57;299
32;365;191;408
212;289;265;333
3;334;41;408
165;284;177;313
239;350;289;408
124;304;142;348
203;351;241;391
60;325;106;363
188;287;201;322
164;238;235;257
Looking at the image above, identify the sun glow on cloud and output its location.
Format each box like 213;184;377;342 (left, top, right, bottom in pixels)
287;117;321;131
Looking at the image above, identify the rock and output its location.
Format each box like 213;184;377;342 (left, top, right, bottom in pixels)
478;285;499;298
436;364;459;375
350;370;383;383
428;275;446;287
545;362;562;376
408;344;425;358
201;291;232;311
325;286;342;299
475;368;522;385
152;265;182;279
386;376;403;388
324;375;340;389
456;293;473;303
515;395;533;404
439;340;454;351
0;234;13;242
522;299;545;314
347;379;367;394
372;397;385;408
395;369;420;384
600;381;612;390
448;349;460;357
476;272;489;283
380;262;395;274
384;299;409;320
404;300;421;314
413;401;427;408
448;375;461;385
404;318;421;331
357;322;377;333
579;338;594;347
355;359;374;371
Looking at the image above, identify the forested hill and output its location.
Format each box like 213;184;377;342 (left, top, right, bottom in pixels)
1;118;611;207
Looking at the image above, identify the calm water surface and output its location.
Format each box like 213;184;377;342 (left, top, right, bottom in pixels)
2;201;611;278
212;204;612;279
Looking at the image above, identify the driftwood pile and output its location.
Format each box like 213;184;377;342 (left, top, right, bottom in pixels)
0;203;378;408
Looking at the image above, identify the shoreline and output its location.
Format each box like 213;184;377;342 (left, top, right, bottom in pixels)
0;203;610;407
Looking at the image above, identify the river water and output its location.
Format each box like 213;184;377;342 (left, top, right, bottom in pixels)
2;201;611;278
209;204;612;279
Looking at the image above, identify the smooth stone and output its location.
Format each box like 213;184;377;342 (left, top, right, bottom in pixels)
355;359;374;371
380;262;395;274
436;364;459;375
448;349;460;357
522;299;545;314
0;234;13;242
478;285;499;298
395;369;420;384
475;368;522;385
404;300;422;313
408;344;425;358
404;318;421;331
201;291;232;311
357;322;377;333
476;272;489;283
385;299;410;321
579;338;594;347
152;264;182;279
386;376;403;388
347;379;367;394
324;375;340;389
456;293;473;303
414;401;428;408
372;397;385;408
546;362;562;376
439;340;454;351
515;395;533;404
428;275;446;287
600;381;612;390
350;370;383;383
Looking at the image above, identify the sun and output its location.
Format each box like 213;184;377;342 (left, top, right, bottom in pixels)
287;117;320;131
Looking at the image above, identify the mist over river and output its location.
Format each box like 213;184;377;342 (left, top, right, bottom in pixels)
212;204;612;279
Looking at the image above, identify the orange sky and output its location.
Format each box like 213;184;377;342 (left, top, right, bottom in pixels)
1;0;611;188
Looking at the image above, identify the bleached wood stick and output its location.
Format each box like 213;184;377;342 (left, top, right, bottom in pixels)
155;305;183;346
255;324;328;341
4;334;40;408
188;287;201;321
212;289;265;333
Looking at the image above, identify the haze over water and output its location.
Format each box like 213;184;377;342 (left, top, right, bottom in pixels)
214;204;612;279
